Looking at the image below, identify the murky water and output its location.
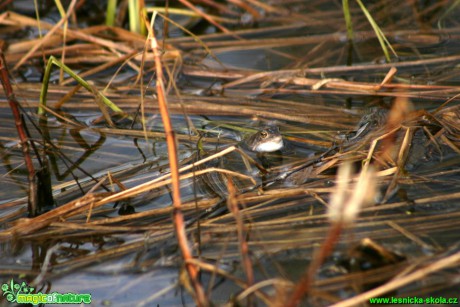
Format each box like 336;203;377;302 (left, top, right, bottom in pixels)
1;0;460;306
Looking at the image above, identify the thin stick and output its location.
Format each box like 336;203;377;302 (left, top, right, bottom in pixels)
148;13;208;306
0;50;37;216
286;223;343;307
227;176;254;289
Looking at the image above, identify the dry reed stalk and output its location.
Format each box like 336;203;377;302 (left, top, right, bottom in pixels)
0;149;254;238
226;176;254;289
0;193;108;241
1;2;459;305
227;0;261;18
61;50;139;85
0;50;37;216
188;257;280;305
286;163;376;306
1;11;152;67
13;0;77;70
177;0;234;35
148;14;208;306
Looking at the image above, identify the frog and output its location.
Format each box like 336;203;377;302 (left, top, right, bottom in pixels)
196;124;285;216
241;125;284;153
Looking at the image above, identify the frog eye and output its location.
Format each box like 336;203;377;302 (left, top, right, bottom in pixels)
260;130;268;138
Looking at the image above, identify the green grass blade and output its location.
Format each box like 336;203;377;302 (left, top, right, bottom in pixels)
53;0;65;16
128;0;146;35
106;0;118;26
39;56;124;116
342;0;353;40
128;0;139;33
355;0;397;62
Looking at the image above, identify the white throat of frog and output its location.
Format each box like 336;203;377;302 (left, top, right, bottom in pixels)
253;137;284;153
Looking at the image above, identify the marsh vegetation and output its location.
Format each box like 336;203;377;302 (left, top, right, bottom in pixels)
1;1;460;306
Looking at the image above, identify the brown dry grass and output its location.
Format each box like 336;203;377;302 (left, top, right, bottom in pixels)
1;1;460;306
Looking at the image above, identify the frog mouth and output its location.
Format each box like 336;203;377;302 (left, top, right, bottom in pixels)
253;136;284;153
